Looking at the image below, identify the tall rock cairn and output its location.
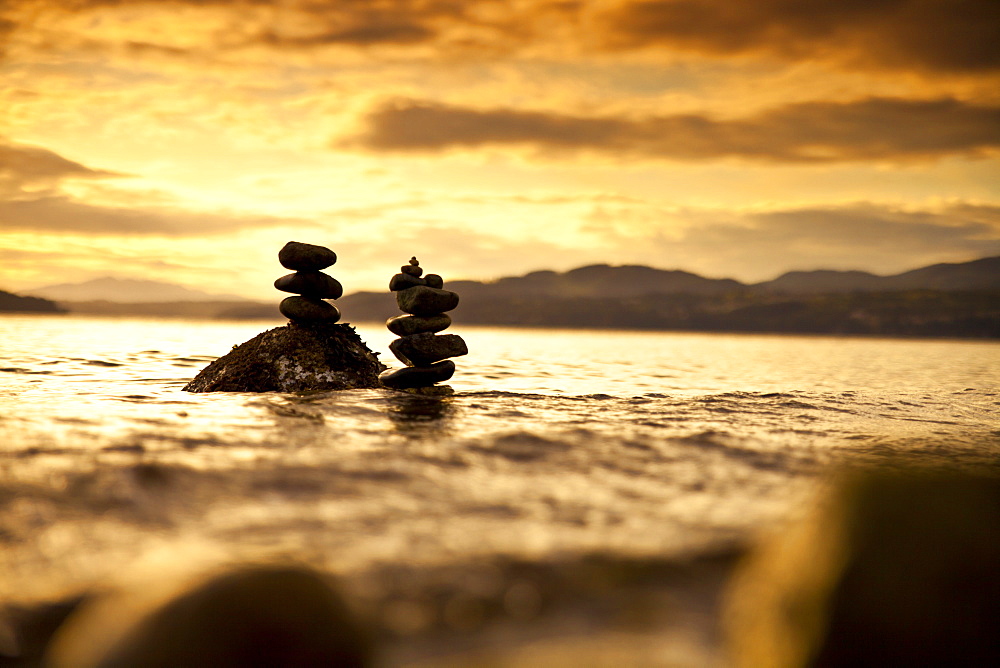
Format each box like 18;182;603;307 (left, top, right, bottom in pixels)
274;241;343;324
380;257;467;389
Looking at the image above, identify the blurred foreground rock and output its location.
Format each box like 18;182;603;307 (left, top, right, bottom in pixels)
45;565;372;667
184;323;386;392
725;467;1000;667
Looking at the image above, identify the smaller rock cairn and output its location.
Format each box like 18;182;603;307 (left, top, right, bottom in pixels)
274;241;343;324
379;257;467;390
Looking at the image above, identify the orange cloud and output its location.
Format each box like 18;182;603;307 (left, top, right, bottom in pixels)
341;97;1000;162
580;201;1000;280
4;0;995;77
0;139;307;236
0;195;312;236
597;0;1000;74
0;138;121;193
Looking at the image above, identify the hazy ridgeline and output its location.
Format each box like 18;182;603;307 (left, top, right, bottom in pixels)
11;257;1000;338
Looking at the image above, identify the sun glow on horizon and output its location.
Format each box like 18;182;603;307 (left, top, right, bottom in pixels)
2;0;998;298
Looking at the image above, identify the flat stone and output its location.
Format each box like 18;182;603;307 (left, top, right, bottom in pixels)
386;314;451;337
274;271;343;299
390;332;468;366
379;360;455;389
401;264;423;277
396;285;459;316
389;273;426;291
424;274;443;289
279;296;340;323
183;323;385;392
278;241;336;271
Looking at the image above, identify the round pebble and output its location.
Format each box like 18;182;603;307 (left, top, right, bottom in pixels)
389;273;426;291
275;271;343;299
379;360;456;389
396;285;459;316
390;333;468;366
279;296;341;323
278;241;337;271
386;314;451;337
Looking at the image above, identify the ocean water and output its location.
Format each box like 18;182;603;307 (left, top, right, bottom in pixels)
1;314;998;665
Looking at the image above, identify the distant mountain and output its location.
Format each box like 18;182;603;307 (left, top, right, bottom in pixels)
26;277;250;303
0;289;65;313
337;257;1000;338
882;256;1000;291
753;270;884;294
450;264;744;299
339;263;744;323
17;257;998;336
754;256;1000;294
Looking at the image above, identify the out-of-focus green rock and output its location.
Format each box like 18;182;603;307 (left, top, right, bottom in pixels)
724;467;1000;667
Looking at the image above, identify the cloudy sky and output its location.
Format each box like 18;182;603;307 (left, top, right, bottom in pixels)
2;0;998;299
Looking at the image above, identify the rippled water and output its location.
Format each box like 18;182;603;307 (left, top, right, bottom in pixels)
1;314;998;664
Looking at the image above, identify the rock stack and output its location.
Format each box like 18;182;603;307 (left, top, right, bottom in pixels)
274;241;343;324
380;257;467;390
183;241;386;392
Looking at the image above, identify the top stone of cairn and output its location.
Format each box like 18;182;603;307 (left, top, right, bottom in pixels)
278;241;337;271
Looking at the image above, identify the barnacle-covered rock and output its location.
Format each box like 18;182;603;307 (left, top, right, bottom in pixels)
183;323;385;392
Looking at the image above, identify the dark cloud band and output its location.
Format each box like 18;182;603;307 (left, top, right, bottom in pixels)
598;0;1000;74
342;97;1000;162
3;0;996;74
1;139;120;186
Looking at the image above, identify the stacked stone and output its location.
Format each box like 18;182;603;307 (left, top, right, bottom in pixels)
274;241;344;324
379;257;467;389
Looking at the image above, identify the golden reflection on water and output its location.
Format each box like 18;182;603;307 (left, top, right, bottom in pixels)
0;315;998;665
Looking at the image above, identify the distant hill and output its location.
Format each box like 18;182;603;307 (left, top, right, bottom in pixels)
338;257;1000;338
882;256;1000;291
26;277;250;303
755;256;1000;294
341;263;746;322
0;289;65;313
753;270;884;294
18;257;998;336
449;264;744;299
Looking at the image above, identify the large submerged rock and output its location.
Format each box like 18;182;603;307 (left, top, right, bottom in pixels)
183;323;386;392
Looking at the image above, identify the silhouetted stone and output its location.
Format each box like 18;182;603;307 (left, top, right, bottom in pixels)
279;296;340;323
46;566;372;668
386;314;451;337
423;274;443;289
278;241;337;271
396;285;459;316
725;467;1000;668
401;256;422;277
183;323;385;392
379;360;455;389
389;273;426;292
389;332;468;366
274;272;343;300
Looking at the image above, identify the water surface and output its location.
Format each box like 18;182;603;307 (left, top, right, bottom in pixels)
1;314;997;664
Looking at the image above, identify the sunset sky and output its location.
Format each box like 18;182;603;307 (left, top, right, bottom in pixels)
2;0;998;300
